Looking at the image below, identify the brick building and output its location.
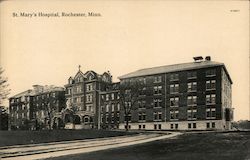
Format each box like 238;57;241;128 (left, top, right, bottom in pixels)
9;85;65;130
118;57;233;130
32;85;65;129
64;67;113;129
9;90;34;130
99;82;120;129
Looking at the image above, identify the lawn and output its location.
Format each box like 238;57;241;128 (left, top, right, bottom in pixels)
46;131;250;160
0;129;137;147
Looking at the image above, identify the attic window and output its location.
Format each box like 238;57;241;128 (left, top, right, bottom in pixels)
69;78;73;84
89;75;93;80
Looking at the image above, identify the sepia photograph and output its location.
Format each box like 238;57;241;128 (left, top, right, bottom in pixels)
0;0;249;160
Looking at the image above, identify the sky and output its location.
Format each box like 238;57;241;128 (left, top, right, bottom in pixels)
0;0;249;120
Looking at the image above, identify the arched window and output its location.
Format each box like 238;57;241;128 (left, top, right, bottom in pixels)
84;116;89;123
74;115;81;124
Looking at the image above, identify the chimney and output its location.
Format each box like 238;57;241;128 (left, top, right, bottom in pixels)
33;85;44;93
205;56;211;61
193;56;203;62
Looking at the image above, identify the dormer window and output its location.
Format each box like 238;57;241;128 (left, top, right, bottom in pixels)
89;75;93;81
69;78;73;84
80;77;83;82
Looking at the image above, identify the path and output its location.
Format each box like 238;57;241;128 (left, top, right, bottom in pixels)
0;132;182;160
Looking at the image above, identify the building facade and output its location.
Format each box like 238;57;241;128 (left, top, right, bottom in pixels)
32;85;66;130
118;57;233;130
9;85;65;130
64;67;113;129
100;82;120;129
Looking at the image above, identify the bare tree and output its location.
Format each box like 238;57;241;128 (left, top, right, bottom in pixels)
44;97;59;130
119;79;143;131
0;67;10;105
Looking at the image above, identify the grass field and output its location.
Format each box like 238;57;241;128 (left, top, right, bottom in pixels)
0;129;136;147
47;131;250;160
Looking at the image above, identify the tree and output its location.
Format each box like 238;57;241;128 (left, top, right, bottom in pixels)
119;79;143;131
0;106;8;130
0;67;10;105
61;99;78;129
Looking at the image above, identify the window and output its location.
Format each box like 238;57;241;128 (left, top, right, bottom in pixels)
154;99;162;108
125;89;131;95
206;94;216;104
206;108;216;119
86;105;93;112
187;109;197;120
111;113;115;123
87;94;93;102
206;69;216;77
158;124;162;130
117;103;120;111
187;82;197;92
111;104;115;112
86;84;93;91
125;101;131;108
106;94;109;101
143;125;146;129
170;73;179;81
106;105;109;112
170;110;179;120
80;77;83;82
193;123;196;128
187;96;197;106
154;124;157;130
138;112;146;121
106;114;109;123
101;114;103;123
76;86;81;93
77;97;81;103
187;71;197;79
154;86;162;94
212;122;216;128
116;113;120;122
154;76;162;83
170;84;179;93
81;97;84;102
175;124;178;129
170;97;179;107
206;123;210;128
188;123;192;129
171;124;174;129
139;125;142;129
154;112;162;121
138;100;146;108
111;93;115;100
206;80;216;90
52;92;56;97
68;88;72;94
